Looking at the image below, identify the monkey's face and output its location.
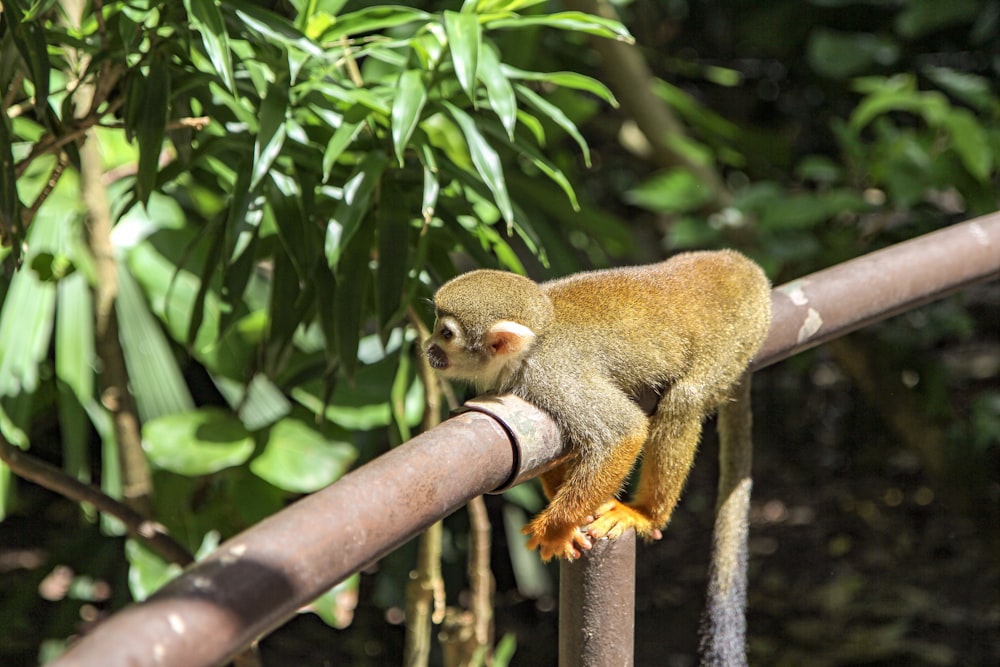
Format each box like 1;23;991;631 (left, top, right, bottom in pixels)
423;315;537;392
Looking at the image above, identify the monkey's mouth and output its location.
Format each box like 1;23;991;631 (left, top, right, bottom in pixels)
425;344;449;370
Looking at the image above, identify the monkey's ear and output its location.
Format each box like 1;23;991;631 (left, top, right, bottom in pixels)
485;321;536;358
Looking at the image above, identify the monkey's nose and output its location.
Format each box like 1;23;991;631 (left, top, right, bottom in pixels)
425;344;449;370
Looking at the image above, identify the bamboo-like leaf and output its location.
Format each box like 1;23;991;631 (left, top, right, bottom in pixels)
232;3;324;57
322;119;364;178
443;102;514;226
334;218;375;379
482;121;579;210
183;0;236;91
444;11;481;102
325;152;388;270
486;11;634;43
117;265;195;421
391;70;429;166
0;113;20;258
514;84;591;167
320;5;433;42
376;192;411;333
477;43;517;138
502;65;619;107
251;81;289;190
4;0;50;108
420;144;440;221
475;0;549;12
55;271;94;483
135;52;170;205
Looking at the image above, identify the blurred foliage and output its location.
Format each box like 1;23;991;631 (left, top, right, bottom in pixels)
1;0;998;664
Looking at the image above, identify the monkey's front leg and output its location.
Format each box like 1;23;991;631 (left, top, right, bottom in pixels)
522;429;646;561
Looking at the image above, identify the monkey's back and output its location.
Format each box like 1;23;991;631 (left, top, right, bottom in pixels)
538;250;771;406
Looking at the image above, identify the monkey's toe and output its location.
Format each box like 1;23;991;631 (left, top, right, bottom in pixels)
586;501;660;541
522;519;592;561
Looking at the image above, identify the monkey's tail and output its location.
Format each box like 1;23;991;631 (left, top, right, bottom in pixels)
698;373;753;667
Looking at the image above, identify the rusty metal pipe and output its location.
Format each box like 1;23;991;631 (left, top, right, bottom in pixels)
51;213;1000;667
755;213;1000;369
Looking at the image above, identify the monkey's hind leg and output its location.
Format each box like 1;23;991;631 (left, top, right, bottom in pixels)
523;427;647;561
586;393;705;542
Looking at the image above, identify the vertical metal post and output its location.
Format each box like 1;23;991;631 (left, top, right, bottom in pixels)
558;530;636;667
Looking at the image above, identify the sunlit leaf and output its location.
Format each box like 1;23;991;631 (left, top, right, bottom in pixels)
251;81;289;190
502;65;618;107
232;3;324;57
324;151;388;270
143;408;254;475
514;84;590;167
944;108;993;182
477;43;517;138
444;10;481;102
443;102;513;225
250;418;356;493
486;11;634;43
183;0;236;91
391;70;428;166
320;5;433;42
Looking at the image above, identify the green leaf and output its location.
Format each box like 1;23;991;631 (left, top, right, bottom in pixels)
501;65;618;107
807;29;899;79
944;108;993;182
923;66;996;111
322;119;364;177
250;418;356;493
324;151;388;270
143;408;254;475
126;539;183;602
4;0;50;109
232;3;324;58
624;170;714;213
443;102;513;226
485;11;634;43
420;145;440;220
183;0;236;91
251;81;289;190
320;5;433;42
0;113;20;257
334;215;375;379
391;70;429;166
444;11;482;102
514;84;590;167
376;193;412;332
895;0;980;39
135;52;171;205
477;43;517;139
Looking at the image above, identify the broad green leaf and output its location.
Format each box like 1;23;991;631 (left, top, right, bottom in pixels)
923;66;995;111
444;11;481;102
213;373;291;431
486;11;634;43
476;0;548;12
324;151;388;270
250;418;356;493
251;82;289;190
501;65;618;107
443;102;513;226
143;408;254;475
4;0;50;108
183;0;236;91
135;52;170;205
514;84;590;167
944;108;993;182
477;44;517;139
306;575;360;629
391;70;428;166
807;29;899;79
320;5;433;42
55;272;94;485
420;144;440;220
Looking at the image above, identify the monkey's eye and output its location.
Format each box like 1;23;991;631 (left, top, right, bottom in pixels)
440;326;454;341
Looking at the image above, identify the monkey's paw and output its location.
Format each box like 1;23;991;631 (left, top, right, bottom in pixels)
586;501;663;542
522;516;593;562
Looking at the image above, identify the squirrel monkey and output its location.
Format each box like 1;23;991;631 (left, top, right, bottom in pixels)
424;250;771;562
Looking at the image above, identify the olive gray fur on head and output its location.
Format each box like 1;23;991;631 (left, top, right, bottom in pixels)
434;270;554;336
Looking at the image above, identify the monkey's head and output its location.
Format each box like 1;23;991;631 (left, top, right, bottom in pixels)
424;270;554;392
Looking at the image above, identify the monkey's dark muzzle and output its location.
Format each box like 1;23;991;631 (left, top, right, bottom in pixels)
425;344;449;370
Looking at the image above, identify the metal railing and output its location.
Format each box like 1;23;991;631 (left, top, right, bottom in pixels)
50;213;1000;667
